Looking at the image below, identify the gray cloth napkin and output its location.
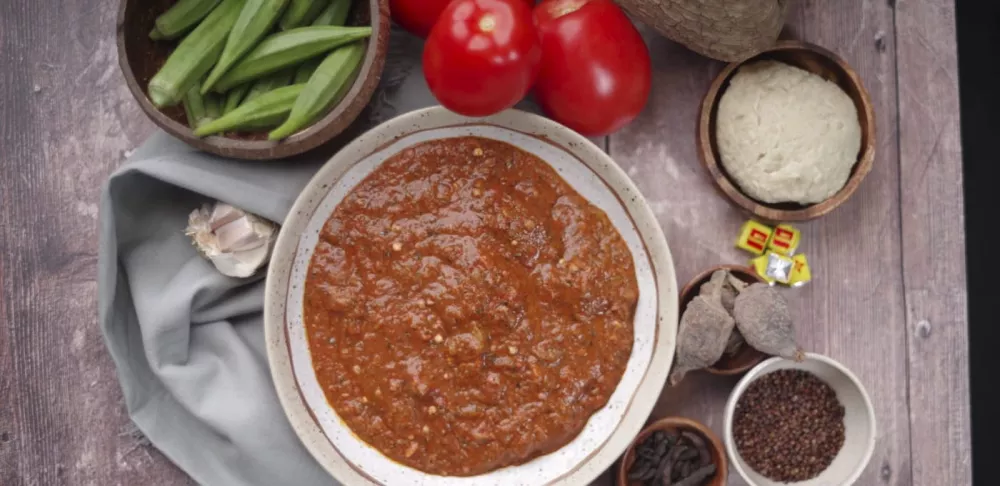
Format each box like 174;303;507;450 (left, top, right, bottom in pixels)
96;26;547;486
98;132;334;486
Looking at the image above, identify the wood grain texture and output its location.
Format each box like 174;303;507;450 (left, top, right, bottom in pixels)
0;0;189;484
607;1;915;484
894;0;972;484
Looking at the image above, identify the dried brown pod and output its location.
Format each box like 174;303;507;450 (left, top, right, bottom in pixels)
670;271;736;385
732;283;805;361
724;331;745;356
613;0;792;62
698;269;740;315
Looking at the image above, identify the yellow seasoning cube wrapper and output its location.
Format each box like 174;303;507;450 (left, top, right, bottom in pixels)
736;220;774;255
750;251;794;285
789;253;812;287
767;224;801;256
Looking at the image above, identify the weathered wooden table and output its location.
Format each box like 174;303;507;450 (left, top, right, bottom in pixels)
0;0;970;484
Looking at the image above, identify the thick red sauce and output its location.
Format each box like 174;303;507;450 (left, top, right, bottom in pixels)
303;136;638;476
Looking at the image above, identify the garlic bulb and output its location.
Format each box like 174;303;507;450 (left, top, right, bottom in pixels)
185;202;277;278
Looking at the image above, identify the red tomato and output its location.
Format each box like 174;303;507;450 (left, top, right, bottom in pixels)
423;0;542;117
391;0;536;38
532;0;651;136
390;0;452;38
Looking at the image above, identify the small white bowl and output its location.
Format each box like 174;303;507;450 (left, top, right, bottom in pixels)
723;353;876;486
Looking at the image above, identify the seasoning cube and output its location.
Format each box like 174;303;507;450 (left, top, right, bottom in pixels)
736;220;774;255
767;224;802;256
750;254;775;284
789;253;812;287
750;251;794;285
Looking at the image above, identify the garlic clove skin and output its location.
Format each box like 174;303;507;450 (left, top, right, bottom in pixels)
185;202;277;278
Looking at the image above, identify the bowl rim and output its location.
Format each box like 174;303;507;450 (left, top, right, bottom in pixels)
697;40;877;222
615;416;728;486
722;352;878;486
677;264;768;375
115;0;390;160
263;106;680;485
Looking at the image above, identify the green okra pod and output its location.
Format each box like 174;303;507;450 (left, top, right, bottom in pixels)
202;0;291;94
194;83;305;136
294;0;351;83
147;0;245;107
240;113;289;130
183;86;207;129
293;60;319;84
243;68;295;105
279;0;330;30
311;0;351;27
204;92;223;121
211;25;371;93
149;0;223;40
222;84;251;114
269;41;364;140
183;85;222;128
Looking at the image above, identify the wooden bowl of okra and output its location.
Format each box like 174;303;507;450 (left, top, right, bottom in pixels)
117;0;390;160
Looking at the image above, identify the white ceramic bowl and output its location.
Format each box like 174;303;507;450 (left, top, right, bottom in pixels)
264;107;679;485
723;353;876;486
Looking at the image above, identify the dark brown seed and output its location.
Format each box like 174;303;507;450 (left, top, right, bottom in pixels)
673;464;717;486
733;369;845;482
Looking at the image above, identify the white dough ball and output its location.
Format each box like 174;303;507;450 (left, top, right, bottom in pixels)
716;60;862;204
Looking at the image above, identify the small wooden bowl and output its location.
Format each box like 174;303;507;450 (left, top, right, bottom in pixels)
116;0;390;160
678;265;767;376
616;417;728;486
697;41;876;222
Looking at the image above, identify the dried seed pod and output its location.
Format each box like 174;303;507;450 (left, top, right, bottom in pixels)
733;283;805;361
659;445;686;485
681;430;711;467
724;330;745;356
727;273;749;292
671;271;736;384
674;464;718;486
699;269;741;315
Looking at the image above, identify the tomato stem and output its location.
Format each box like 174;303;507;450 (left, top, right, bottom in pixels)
551;0;586;18
478;14;496;32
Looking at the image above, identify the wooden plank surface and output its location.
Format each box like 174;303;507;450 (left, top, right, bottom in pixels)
0;0;189;484
894;0;972;484
0;0;969;485
606;1;916;484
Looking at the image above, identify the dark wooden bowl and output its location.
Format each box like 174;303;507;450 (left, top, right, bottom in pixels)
116;0;390;160
678;264;767;376
698;41;876;222
616;417;728;486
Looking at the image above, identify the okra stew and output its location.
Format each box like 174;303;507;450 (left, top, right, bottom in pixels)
302;136;639;476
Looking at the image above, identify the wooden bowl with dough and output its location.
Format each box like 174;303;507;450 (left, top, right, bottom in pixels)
697;41;876;222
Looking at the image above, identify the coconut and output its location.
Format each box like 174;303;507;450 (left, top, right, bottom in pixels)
614;0;792;61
